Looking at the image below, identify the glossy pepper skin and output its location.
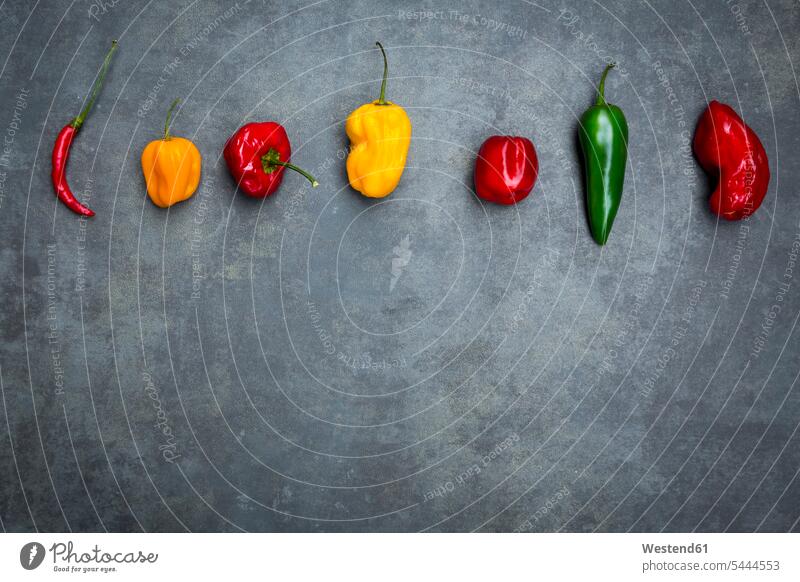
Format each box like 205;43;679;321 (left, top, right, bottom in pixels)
474;136;538;205
693;100;769;220
223;121;318;198
578;63;628;245
346;42;412;198
141;99;201;208
51;41;117;217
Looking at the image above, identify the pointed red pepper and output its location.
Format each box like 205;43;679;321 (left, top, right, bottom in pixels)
693;100;770;220
51;41;118;217
223;122;318;198
473;135;538;205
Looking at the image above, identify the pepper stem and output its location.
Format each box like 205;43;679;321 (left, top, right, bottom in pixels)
71;40;118;130
376;41;389;105
596;62;615;106
163;98;180;140
261;148;319;188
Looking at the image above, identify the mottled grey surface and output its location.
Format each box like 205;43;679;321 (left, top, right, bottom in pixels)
0;0;798;532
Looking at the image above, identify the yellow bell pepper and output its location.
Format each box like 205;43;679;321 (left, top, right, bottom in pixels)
346;42;412;198
141;99;201;208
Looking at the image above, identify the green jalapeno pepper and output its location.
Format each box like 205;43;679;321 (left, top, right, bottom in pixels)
578;63;628;246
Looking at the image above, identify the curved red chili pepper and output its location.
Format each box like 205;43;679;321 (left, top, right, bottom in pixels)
51;41;117;217
52;125;93;216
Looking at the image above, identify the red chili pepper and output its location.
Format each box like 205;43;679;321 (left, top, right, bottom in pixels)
693;100;770;220
473;135;538;205
223;122;318;198
51;41;118;217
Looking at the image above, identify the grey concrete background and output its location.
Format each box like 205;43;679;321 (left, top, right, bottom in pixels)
0;0;798;532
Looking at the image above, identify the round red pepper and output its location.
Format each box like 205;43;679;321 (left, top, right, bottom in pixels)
223;122;318;198
693;100;770;220
473;135;538;205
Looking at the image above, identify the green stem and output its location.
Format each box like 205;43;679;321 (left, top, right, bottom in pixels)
163;98;180;140
261;148;319;188
375;41;389;105
71;40;118;130
596;62;615;106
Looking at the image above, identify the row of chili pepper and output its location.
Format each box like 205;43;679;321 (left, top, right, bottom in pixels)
52;41;770;245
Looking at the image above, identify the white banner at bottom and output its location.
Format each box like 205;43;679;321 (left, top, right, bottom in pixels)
0;533;797;581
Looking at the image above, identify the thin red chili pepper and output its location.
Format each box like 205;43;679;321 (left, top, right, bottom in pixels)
51;41;118;217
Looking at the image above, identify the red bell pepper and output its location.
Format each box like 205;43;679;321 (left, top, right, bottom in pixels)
223;121;318;198
474;135;538;205
693;100;770;220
